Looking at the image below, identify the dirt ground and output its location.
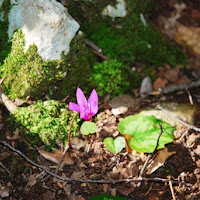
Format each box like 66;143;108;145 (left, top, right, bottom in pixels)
1;0;200;200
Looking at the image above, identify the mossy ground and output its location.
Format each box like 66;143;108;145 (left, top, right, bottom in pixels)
10;100;81;148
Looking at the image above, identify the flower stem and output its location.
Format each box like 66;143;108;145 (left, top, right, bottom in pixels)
55;112;78;175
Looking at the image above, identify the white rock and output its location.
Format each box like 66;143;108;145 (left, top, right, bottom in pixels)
7;0;80;61
111;106;128;115
102;0;127;19
0;0;4;7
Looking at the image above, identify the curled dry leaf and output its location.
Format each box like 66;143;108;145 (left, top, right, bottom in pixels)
153;77;165;91
175;25;200;57
146;147;176;174
38;149;74;168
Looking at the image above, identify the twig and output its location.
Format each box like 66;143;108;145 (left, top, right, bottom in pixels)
157;105;200;132
168;176;176;200
55;112;78;175
0;75;7;85
140;123;164;176
0;140;191;186
91;49;109;60
158;79;200;94
85;39;102;53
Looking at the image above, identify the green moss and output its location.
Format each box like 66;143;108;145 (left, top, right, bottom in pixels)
0;0;12;64
11;100;81;147
90;59;132;97
0;30;95;100
78;0;188;66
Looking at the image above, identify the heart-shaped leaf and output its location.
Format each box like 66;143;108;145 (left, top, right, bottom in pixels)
118;113;175;153
104;136;125;154
80;121;96;135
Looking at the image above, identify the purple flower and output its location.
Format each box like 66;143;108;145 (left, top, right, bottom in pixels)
69;88;98;121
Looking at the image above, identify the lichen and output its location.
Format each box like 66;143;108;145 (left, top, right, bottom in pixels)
11;100;81;147
0;30;95;100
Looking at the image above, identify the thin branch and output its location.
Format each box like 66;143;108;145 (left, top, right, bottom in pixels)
55;112;79;175
157;105;200;132
0;140;191;186
158;79;200;94
140;123;164;176
0;75;7;85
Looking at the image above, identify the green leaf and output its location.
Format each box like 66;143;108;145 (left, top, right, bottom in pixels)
118;113;175;153
88;194;128;200
104;136;125;154
80;121;96;135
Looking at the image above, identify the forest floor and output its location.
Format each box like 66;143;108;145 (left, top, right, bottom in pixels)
1;0;200;200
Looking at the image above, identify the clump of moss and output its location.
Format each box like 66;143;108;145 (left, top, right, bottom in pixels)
90;59;132;97
0;0;12;64
12;100;80;147
0;30;95;100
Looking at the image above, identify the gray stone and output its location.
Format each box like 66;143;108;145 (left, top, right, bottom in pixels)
7;0;80;61
140;76;153;98
102;0;127;19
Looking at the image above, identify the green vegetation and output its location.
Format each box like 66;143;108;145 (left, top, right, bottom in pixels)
11;100;80;147
118;113;175;153
0;0;11;64
0;30;95;100
81;0;187;66
90;59;132;97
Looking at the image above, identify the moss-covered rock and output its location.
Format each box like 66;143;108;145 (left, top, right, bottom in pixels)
0;30;95;100
11;100;81;147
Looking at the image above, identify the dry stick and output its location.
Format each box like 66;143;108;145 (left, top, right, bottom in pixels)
168;176;176;200
0;140;191;186
0;75;7;85
158;79;200;94
140;123;164;176
55;112;78;175
157;105;200;132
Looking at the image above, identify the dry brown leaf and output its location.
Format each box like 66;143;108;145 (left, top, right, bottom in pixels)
71;137;85;150
146;147;176;174
123;134;133;154
153;77;166;91
38;149;74;168
175;25;200;57
164;65;180;83
56;173;67;188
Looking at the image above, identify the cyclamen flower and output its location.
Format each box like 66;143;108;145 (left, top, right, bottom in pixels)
69;88;98;121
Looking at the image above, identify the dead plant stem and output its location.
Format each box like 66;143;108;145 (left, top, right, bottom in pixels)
55;112;78;175
0;140;192;186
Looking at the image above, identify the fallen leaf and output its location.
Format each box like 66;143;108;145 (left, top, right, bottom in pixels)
153;77;165;91
164;65;180;83
38;149;74;168
146;147;176;174
71;137;85;150
56;173;67;188
175;25;200;57
109;94;137;109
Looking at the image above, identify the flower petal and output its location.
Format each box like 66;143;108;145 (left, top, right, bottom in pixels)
76;88;88;109
69;102;80;113
79;106;90;121
88;89;98;115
